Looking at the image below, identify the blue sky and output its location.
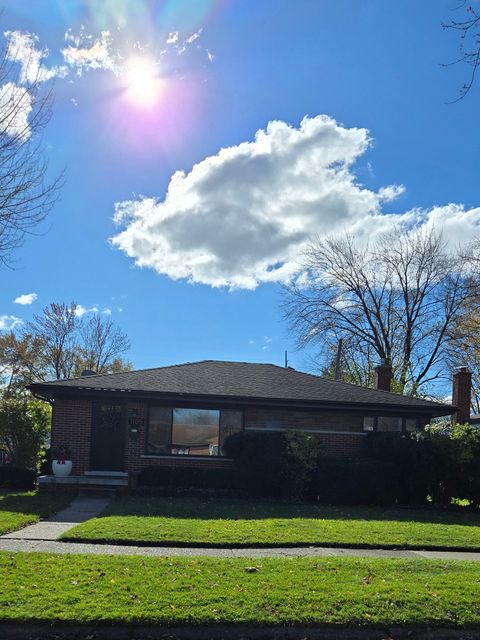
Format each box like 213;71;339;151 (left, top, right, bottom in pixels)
1;0;479;372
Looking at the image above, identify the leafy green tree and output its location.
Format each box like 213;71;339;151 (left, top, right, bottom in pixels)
0;399;51;469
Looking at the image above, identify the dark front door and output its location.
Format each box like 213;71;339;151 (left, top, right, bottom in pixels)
90;402;126;471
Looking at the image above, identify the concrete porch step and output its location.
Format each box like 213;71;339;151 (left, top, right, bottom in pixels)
84;471;128;478
39;475;128;487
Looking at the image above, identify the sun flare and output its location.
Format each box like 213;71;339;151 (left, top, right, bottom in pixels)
124;56;162;107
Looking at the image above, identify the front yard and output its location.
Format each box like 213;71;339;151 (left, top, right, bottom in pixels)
0;491;72;535
0;552;479;628
62;496;480;550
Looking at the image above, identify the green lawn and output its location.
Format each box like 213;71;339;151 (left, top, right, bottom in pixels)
0;552;479;628
0;491;72;535
62;496;480;550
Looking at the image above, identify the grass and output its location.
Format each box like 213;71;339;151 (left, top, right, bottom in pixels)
0;490;72;535
0;552;479;628
62;496;480;550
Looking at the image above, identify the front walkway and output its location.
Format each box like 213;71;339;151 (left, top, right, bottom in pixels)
2;496;480;560
1;496;110;541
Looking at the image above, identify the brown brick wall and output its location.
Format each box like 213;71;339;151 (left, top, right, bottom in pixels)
51;397;92;475
51;397;372;477
244;407;363;432
315;431;367;458
244;407;367;458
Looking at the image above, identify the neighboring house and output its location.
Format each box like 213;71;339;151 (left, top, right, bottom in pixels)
28;360;459;489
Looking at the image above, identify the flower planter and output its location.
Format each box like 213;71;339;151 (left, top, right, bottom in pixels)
52;460;72;477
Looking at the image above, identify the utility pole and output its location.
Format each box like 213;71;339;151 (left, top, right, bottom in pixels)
284;350;288;368
333;338;343;381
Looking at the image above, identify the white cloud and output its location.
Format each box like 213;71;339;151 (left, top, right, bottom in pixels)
111;115;480;289
62;31;120;76
13;292;37;305
74;304;99;317
0;315;23;331
378;184;406;202
102;308;112;315
0;82;32;138
185;29;203;45
4;30;67;84
166;32;179;45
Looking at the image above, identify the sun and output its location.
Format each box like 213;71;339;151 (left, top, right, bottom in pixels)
123;56;163;107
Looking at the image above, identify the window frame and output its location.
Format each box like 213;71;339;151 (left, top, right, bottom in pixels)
145;403;244;458
362;415;421;434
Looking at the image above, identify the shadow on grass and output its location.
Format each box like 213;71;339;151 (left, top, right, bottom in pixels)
98;495;480;526
0;491;73;518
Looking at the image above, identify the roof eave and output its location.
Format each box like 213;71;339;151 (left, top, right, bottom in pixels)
27;383;454;416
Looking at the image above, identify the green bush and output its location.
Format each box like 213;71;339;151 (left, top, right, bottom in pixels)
417;423;480;507
366;432;428;504
223;430;322;499
0;399;51;470
311;458;400;506
0;465;36;489
366;425;480;507
138;466;237;493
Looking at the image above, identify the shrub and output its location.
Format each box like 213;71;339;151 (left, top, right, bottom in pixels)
223;430;322;499
0;399;51;470
365;432;428;504
138;466;237;493
0;465;36;490
366;425;480;507
311;458;400;506
417;423;480;507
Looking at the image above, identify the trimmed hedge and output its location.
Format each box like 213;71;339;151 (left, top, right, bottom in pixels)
139;425;480;507
137;466;238;495
223;430;321;499
365;432;428;504
0;465;36;490
311;458;400;506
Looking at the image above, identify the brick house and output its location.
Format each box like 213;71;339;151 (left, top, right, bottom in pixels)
29;360;457;489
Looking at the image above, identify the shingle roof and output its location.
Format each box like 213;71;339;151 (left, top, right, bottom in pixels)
29;360;452;414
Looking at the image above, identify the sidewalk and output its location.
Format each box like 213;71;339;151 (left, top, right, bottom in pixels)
1;536;480;559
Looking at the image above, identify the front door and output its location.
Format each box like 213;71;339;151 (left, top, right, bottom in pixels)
90;402;126;471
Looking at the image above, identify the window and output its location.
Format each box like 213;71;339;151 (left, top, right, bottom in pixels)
363;417;375;432
172;408;219;456
147;407;172;455
363;416;413;433
377;416;403;432
404;418;418;432
146;406;243;457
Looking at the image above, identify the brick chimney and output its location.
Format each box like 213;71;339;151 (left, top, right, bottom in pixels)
452;367;471;424
375;359;392;392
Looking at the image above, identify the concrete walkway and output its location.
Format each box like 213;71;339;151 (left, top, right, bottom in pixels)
1;496;110;541
2;496;480;560
1;537;480;559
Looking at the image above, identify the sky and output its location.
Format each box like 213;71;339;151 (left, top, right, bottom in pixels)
1;0;480;373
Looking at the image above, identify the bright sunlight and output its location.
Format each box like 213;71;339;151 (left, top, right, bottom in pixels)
124;55;163;107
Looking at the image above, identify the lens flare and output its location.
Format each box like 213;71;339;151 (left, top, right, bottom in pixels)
124;55;163;107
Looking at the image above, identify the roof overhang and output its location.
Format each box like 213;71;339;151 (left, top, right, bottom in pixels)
27;383;454;417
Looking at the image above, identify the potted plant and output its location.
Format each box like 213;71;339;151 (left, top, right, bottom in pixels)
52;444;72;477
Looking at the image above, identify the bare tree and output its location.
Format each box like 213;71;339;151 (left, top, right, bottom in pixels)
26;302;80;380
443;2;480;101
0;41;62;264
283;228;470;395
76;314;131;375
